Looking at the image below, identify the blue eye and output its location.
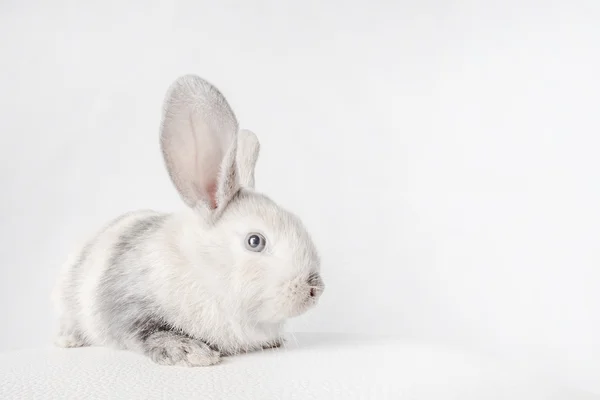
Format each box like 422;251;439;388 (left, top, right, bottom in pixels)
245;233;266;252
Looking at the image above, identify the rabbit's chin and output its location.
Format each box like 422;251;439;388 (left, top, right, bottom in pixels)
258;297;321;323
289;298;321;318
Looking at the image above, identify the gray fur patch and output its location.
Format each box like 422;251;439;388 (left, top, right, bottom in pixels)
132;316;176;342
57;212;141;342
110;214;167;261
71;212;134;276
97;214;170;347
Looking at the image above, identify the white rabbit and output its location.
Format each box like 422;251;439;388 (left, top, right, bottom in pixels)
51;75;324;367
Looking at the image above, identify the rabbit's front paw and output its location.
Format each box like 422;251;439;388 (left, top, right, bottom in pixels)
144;332;220;367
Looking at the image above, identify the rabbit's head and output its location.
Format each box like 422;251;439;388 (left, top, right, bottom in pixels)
160;75;324;323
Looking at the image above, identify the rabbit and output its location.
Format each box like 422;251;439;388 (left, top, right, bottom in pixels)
51;75;325;367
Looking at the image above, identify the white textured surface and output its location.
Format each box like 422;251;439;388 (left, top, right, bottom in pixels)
0;334;594;400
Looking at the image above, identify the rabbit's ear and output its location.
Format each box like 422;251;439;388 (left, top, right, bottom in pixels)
160;75;240;210
236;129;260;189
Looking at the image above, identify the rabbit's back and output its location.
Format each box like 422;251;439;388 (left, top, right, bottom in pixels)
52;210;167;347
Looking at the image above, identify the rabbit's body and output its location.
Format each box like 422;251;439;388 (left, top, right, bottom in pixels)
53;75;323;366
54;204;292;360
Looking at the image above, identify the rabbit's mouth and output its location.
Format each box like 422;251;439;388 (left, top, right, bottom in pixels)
260;272;325;321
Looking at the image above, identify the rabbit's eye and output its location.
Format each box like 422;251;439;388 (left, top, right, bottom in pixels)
245;233;266;252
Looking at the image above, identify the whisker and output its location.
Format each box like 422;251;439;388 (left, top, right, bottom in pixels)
289;331;299;349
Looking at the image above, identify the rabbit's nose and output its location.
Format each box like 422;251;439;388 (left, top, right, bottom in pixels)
307;273;324;298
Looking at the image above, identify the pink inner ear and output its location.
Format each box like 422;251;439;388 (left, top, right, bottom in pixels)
207;180;218;209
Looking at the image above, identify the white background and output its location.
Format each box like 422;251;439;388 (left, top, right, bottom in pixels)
1;0;599;395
